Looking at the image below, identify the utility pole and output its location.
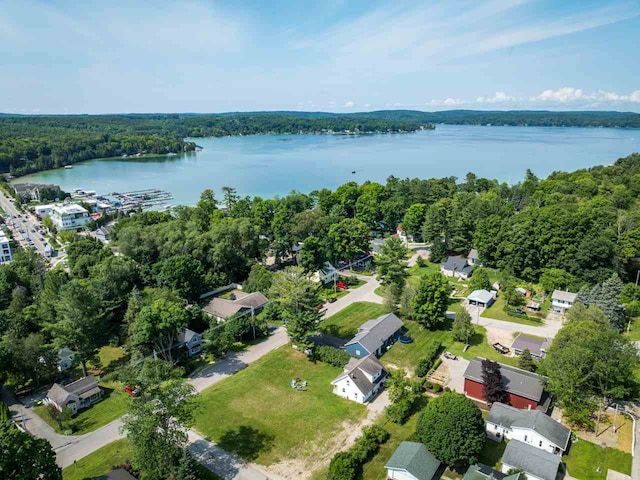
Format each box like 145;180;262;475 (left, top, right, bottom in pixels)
613;403;619;433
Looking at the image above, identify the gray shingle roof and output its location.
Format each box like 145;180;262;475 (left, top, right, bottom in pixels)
332;354;386;396
487;402;570;450
47;383;74;407
468;289;494;305
66;375;100;397
510;335;551;357
463;463;524;480
464;357;547;402
178;328;200;344
551;290;577;303
385;441;441;480
345;313;404;354
441;256;473;273
203;291;269;319
502;440;561;480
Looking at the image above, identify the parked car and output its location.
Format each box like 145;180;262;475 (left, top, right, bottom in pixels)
124;385;140;396
336;281;348;290
508;308;526;315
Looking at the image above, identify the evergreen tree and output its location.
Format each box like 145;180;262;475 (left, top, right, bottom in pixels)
376;237;408;296
517;349;536;372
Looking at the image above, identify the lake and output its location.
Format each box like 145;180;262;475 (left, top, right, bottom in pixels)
17;124;640;206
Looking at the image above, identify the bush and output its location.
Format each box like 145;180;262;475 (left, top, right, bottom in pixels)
424;381;433;390
314;346;350;367
416;256;426;268
385;398;414;424
328;452;357;480
415;341;441;377
431;358;442;372
432;384;442;393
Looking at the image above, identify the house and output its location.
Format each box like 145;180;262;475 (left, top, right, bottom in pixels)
485;402;571;455
396;225;413;244
385;441;443;480
550;290;577;314
311;261;339;284
45;375;103;415
463;357;550;411
467;248;480;266
331;354;387;403
35;203;57;218
467;289;495;308
177;328;202;357
0;233;12;264
501;440;562;480
370;237;386;255
203;291;269;322
464;463;524;480
515;287;528;296
440;257;474;280
58;348;75;372
344;313;404;358
510;335;551;359
50;203;92;230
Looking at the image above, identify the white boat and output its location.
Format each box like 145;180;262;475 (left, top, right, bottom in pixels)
64;165;73;169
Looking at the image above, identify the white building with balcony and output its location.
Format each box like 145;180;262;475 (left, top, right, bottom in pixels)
0;233;12;263
50;204;91;231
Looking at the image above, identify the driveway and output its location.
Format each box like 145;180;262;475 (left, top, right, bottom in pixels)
322;275;383;319
440;355;469;394
50;327;289;468
407;249;429;267
465;304;563;338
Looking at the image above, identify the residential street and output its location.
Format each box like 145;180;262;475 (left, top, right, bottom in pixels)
0;192;50;255
464;304;564;338
322;274;383;318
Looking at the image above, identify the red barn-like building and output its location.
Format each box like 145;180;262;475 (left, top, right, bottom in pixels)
463;357;550;411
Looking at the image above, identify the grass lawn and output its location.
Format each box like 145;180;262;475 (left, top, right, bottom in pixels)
193;347;367;465
89;346;129;375
34;381;129;435
625;317;640;341
447;327;518;367
62;438;221;480
482;296;543;327
319;302;387;339
478;439;506;470
382;319;452;372
564;438;632;480
62;438;132;480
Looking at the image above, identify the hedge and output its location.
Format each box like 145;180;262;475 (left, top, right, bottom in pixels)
415;341;441;377
327;425;390;479
314;346;351;367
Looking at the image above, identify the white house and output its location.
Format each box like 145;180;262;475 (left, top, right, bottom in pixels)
177;328;202;357
203;291;269;322
550;290;577;314
0;233;12;264
396;226;413;244
50;204;91;230
45;375;103;415
385;441;442;480
467;248;479;266
331;354;387;404
35;203;57;218
485;402;570;455
440;256;474;280
57;348;75;372
501;440;562;480
311;261;339;284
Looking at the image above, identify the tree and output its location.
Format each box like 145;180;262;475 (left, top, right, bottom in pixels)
194;189;218;230
539;268;580;294
328;218;370;269
222;186;239;209
375;237;408;296
153;255;204;301
242;263;274;293
399;285;416;319
402;203;427;240
131;295;189;364
452;309;473;344
0;420;62;480
269;267;322;350
468;267;491;292
574;274;625;330
48;280;105;376
122;377;196;480
415;392;485;468
518;349;536;372
411;273;450;329
481;359;506;405
298;235;327;274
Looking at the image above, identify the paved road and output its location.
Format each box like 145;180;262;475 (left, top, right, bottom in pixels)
464;304;564;338
52;327;288;468
0;193;50;255
323;275;383;318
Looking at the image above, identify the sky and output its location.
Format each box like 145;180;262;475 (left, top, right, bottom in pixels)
1;0;640;114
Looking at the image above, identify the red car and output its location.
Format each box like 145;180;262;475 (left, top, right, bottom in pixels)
124;385;140;397
336;281;348;290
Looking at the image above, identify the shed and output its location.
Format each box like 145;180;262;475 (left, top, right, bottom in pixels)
385;441;442;480
467;289;495;308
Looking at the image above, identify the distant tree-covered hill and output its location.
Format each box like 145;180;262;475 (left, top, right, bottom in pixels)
1;109;638;176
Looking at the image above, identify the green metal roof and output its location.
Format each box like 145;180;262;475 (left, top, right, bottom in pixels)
385;441;441;480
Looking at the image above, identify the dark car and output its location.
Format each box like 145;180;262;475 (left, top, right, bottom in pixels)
508;308;526;315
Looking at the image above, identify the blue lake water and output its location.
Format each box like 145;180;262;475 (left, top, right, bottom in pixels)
17;124;640;206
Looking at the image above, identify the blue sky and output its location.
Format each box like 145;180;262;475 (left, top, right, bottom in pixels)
1;0;639;114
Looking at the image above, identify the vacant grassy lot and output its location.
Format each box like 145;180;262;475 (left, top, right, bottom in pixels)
382;319;452;372
319;301;387;339
193;347;367;465
34;381;128;435
564;438;632;480
625;316;640;341
62;438;132;480
482;295;543;326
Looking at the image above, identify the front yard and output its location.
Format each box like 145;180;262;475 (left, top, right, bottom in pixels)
193;346;367;466
482;295;544;326
564;437;632;480
34;381;129;435
319;301;387;339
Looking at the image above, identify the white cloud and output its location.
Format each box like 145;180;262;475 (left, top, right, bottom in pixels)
531;87;640;103
344;100;355;108
476;92;515;103
430;97;465;106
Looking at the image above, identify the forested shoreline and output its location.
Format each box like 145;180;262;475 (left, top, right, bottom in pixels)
1;110;639;177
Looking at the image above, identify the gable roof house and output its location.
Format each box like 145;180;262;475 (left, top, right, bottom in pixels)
344;313;404;358
45;375;103;415
58;348;75;372
463;357;550;412
311;261;339;284
501;440;562;480
176;328;203;357
486;402;571;455
203;291;269;322
464;463;524;480
467;248;480;266
440;256;474;280
510;334;551;359
385;441;443;480
550;290;577;314
331;354;387;403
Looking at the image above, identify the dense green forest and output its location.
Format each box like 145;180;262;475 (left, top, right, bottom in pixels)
1;110;639;176
2;152;640;392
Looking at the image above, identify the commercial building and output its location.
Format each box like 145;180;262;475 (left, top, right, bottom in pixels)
0;233;12;263
50;204;92;230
